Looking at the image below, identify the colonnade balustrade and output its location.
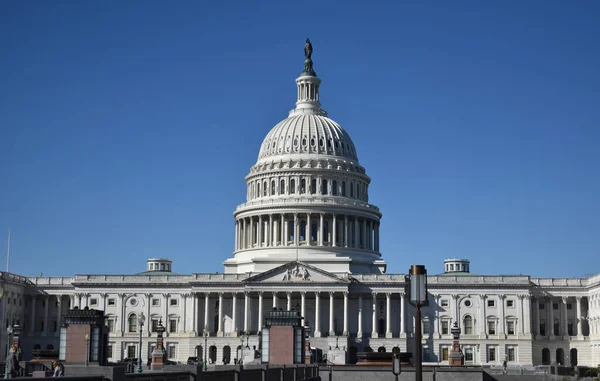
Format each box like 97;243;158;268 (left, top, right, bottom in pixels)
234;213;380;252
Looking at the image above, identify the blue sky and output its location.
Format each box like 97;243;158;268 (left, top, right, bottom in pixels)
0;1;598;278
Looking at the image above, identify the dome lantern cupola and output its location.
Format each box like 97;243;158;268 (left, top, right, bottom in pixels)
290;38;326;117
444;258;470;274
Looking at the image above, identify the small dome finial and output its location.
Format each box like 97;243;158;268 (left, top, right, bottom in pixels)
302;38;316;76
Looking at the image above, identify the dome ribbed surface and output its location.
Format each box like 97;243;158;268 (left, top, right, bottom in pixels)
258;114;358;162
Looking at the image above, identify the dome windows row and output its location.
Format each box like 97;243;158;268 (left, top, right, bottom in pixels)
246;176;369;202
261;134;356;158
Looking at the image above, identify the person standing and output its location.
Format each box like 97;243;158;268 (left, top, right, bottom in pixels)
52;360;65;377
5;345;21;378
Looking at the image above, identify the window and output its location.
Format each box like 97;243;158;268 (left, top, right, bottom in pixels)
464;316;473;335
128;314;138;333
440;299;449;307
280;179;285;194
539;303;545;310
107;319;115;333
151;319;159;333
300;179;306;194
441;320;449;335
108;298;116;306
263;181;267;196
450;264;454;271
321;179;328;195
108;345;113;359
332;180;338;196
170;298;178;306
350;183;354;197
567;303;572;310
271;180;275;195
290;179;295;194
507;321;515;335
127;345;136;358
553;303;558;310
464;300;472;307
422;319;430;335
506;346;515;361
90;298;98;306
442;347;449;361
487;300;495;307
488;346;496;362
464;347;473;362
540;319;546;336
169;319;177;333
311;179;316;194
488;320;496;335
152;299;160;307
341;181;346;196
168;345;176;359
257;182;260;197
554;319;559;335
507;300;514;308
568;320;573;336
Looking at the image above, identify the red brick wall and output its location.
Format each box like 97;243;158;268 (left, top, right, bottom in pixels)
66;324;91;364
269;326;294;365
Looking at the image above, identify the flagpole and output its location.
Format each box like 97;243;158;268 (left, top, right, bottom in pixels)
6;228;10;273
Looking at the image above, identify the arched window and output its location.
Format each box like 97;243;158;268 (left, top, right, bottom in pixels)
464;315;473;335
311;179;316;194
541;348;550;365
569;348;578;366
290;179;296;194
332;180;338;196
377;346;386;353
556;348;564;365
271;180;275;195
280;179;285;195
341;181;346;196
128;314;138;333
300;179;306;194
322;179;328;195
263;181;267;196
350;182;354;198
257;182;261;198
252;183;255;199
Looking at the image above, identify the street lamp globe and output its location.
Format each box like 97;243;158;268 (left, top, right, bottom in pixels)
408;265;428;306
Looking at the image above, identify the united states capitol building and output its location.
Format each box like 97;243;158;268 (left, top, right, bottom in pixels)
1;42;599;368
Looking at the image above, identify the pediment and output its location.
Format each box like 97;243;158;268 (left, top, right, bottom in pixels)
245;262;347;284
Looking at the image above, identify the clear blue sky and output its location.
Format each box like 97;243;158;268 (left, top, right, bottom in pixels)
1;1;598;278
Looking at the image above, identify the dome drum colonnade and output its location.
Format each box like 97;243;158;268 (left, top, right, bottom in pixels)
228;40;385;274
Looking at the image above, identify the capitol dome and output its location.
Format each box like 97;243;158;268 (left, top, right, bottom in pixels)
225;40;385;275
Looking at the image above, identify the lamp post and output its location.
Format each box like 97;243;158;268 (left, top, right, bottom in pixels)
5;325;12;379
84;333;90;366
203;327;209;371
392;353;401;381
136;312;146;373
408;264;428;381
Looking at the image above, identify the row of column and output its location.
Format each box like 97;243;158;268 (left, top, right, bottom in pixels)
247;176;368;203
532;296;584;337
235;213;380;252
28;294;60;337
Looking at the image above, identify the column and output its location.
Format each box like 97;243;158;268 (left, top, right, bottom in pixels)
182;294;188;333
163;293;170;333
243;292;249;333
204;294;210;332
43;295;50;336
269;214;274;247
242;218;246;249
374;222;379;251
55;296;62;335
576;296;582;337
344;215;349;247
343;292;348;336
301;292;306;321
235;220;238;250
479;295;487;337
272;292;277;309
286;292;292;311
371;293;377;338
498;294;506;337
385;293;392;338
524;295;531;335
306;213;311;245
118;293;125;333
319;214;324;246
329;292;335;336
362;219;366;248
518;295;525;335
332;214;337;247
354;217;359;248
400;293;406;336
30;297;36;333
232;293;237;334
257;215;262;247
258;292;264;333
192;293;198;334
294;213;299;246
548;297;554;336
533;297;539;336
314;292;321;337
357;295;363;338
562;297;568;336
281;215;286;246
217;293;224;336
